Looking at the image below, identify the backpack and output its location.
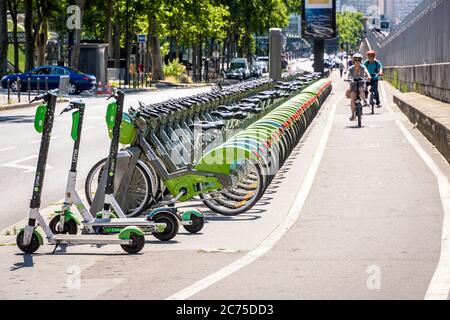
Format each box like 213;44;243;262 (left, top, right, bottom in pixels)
364;60;381;75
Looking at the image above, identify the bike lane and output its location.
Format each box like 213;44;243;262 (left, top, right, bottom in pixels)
172;72;450;300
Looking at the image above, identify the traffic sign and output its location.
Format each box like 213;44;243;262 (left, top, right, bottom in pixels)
138;34;147;43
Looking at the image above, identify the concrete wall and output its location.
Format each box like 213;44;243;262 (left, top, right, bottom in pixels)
366;0;449;103
383;63;450;104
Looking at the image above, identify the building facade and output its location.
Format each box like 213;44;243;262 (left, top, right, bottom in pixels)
394;0;423;24
337;0;379;15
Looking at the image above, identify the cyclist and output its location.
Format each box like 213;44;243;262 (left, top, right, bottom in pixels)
364;50;383;108
346;53;371;121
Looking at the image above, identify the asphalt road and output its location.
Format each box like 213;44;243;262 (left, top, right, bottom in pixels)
0;66;449;300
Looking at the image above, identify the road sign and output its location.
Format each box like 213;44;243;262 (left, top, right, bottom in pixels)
137;34;147;43
7;32;26;44
302;0;337;39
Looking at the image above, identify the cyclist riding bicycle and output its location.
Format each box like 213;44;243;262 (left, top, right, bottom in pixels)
364;50;383;108
346;53;371;121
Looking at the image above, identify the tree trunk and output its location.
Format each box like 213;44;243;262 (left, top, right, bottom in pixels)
71;0;85;70
36;16;48;66
104;0;113;59
226;32;231;69
197;36;202;82
192;40;197;82
148;15;164;81
7;0;19;72
113;23;120;68
24;0;35;71
0;0;7;77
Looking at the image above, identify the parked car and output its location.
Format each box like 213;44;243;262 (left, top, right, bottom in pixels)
251;63;263;78
256;56;269;73
1;66;96;95
225;58;251;80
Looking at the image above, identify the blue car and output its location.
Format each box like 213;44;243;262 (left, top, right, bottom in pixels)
1;66;96;95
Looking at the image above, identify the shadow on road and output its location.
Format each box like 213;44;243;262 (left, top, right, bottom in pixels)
0;115;34;123
10;253;35;271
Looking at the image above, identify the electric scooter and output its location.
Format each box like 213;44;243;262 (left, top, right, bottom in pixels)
49;90;195;241
16;90;146;254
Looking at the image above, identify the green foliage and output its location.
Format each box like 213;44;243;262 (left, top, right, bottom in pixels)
337;12;365;51
7;44;25;72
163;60;186;79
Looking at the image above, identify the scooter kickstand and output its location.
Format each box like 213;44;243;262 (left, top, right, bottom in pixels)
52;241;61;254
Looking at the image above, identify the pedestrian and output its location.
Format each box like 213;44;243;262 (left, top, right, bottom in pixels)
339;63;344;78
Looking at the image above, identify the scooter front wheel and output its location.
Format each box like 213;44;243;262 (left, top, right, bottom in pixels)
16;230;40;254
49;216;78;235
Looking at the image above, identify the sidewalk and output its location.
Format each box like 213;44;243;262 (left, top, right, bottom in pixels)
393;92;450;164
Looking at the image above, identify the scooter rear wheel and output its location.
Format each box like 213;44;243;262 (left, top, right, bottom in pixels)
16;230;40;254
121;234;145;254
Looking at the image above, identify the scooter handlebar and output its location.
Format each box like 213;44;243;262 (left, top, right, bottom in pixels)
29;89;59;104
60;104;75;115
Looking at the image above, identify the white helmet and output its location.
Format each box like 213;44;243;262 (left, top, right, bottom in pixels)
352;53;363;60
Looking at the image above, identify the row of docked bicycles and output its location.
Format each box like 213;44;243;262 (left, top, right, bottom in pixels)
16;71;332;254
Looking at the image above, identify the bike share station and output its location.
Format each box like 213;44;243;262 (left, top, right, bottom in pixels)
17;22;334;255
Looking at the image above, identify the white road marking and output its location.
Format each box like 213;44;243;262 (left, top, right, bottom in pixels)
166;94;345;300
0;146;17;153
380;82;394;114
382;80;450;300
1;155;53;173
83;126;96;131
29;136;59;144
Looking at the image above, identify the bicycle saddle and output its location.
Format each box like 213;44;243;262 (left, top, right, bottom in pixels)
218;105;239;112
179;100;193;108
189;120;225;131
153;106;171;114
163;104;182;111
238;102;258;109
140;110;160;119
241;98;260;104
211;111;248;120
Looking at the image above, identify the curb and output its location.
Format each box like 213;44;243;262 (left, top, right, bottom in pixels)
393;93;450;164
152;82;211;89
0;98;71;111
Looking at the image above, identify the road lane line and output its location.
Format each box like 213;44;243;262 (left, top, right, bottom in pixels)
166;94;345;300
382;80;450;299
1;155;53;173
0;146;17;153
29;136;59;144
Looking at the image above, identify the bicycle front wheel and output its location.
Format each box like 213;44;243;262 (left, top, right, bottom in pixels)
85;158;153;217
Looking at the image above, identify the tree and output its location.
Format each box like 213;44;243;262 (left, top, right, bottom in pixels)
71;0;85;70
0;0;7;77
7;0;20;72
336;12;364;52
24;0;34;71
24;0;49;71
